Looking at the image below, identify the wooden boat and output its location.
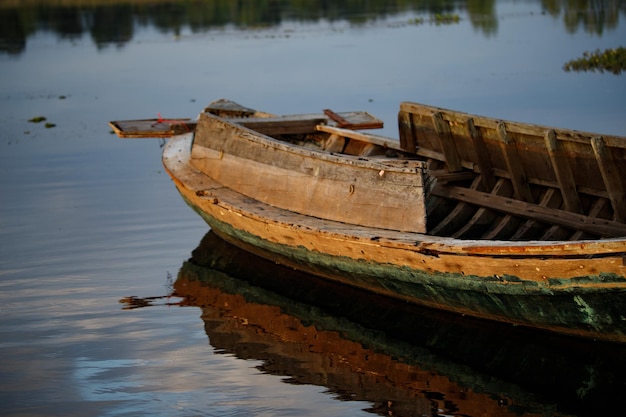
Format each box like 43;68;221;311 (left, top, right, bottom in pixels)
110;99;626;343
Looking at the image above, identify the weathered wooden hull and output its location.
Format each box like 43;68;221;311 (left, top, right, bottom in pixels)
190;112;429;232
163;134;626;343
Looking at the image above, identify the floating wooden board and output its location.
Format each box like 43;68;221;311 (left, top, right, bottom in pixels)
109;118;195;138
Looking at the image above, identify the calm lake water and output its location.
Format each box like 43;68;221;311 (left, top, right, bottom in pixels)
1;1;625;416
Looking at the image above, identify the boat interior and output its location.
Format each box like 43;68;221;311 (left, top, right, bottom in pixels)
204;100;626;242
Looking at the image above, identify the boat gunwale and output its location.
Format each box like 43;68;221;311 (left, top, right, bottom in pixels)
400;101;626;148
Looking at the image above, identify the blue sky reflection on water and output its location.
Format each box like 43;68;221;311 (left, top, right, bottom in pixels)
1;1;626;416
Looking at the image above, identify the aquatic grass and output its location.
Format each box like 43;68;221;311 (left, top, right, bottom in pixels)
27;116;55;128
409;14;460;26
563;47;626;75
432;14;460;25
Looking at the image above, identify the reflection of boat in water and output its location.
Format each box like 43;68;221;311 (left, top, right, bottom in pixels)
171;231;626;417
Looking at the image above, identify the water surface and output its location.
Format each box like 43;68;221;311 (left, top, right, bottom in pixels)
1;1;625;416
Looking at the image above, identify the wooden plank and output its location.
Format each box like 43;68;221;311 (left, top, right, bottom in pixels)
323;109;383;129
204;99;257;117
110;109;381;139
452;178;512;239
451;205;495;239
466;118;496;190
544;129;583;214
539;224;572;241
591;136;626;223
431;184;626;238
429;170;476;184
510;188;561;240
344;142;378;157
315;125;404;151
230;112;382;131
482;214;522;240
570;199;610;240
432;112;463;172
497;121;534;203
400;101;626;149
428;199;472;237
323;134;346;153
476;179;518;240
398;111;417;153
429;176;483;236
398;106;613;199
109;118;195;138
233;116;327;135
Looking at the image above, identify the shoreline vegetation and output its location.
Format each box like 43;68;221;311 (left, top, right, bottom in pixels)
1;0;623;55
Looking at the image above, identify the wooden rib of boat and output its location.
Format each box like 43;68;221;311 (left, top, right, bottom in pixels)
111;99;626;343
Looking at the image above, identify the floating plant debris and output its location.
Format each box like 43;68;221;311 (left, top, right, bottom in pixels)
563;47;626;74
410;14;460;25
432;14;460;24
28;116;47;123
